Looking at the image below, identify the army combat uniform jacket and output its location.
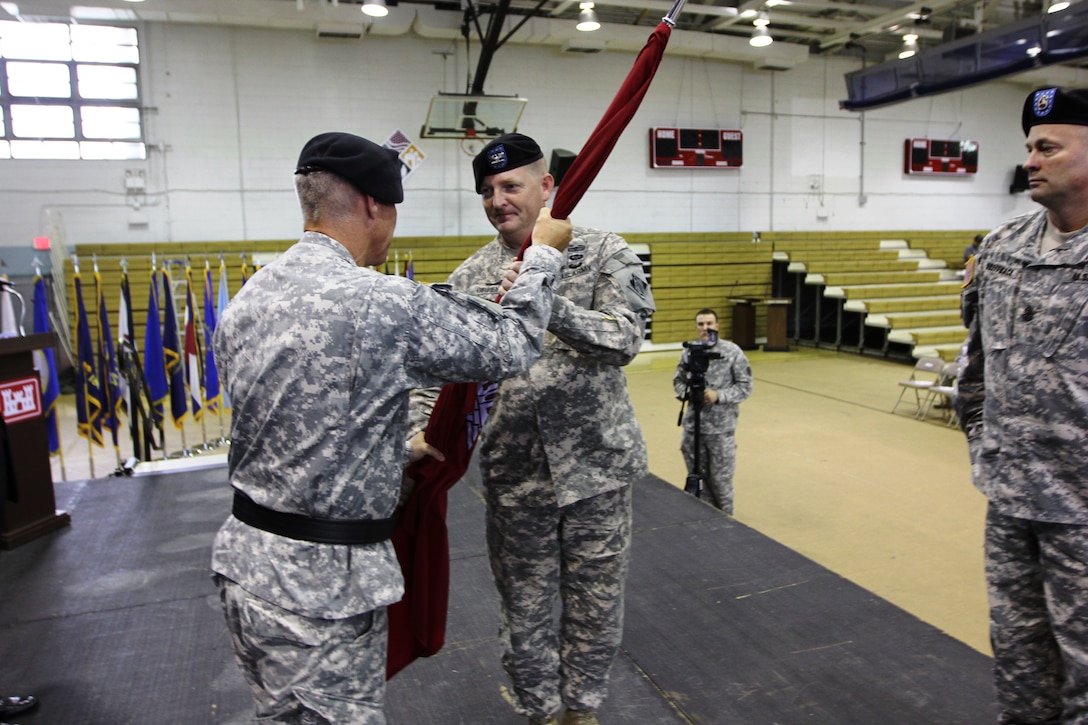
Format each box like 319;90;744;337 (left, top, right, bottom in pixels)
673;340;753;435
959;208;1088;524
211;232;563;619
446;226;655;508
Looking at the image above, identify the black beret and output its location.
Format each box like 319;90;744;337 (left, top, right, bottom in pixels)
472;133;544;193
1022;87;1088;135
295;132;404;204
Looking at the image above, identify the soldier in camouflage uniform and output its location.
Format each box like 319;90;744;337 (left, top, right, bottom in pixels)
958;87;1088;724
440;133;653;725
211;131;572;724
673;309;752;514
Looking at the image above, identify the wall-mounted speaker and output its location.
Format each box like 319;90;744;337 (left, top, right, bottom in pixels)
1009;165;1030;194
549;149;576;186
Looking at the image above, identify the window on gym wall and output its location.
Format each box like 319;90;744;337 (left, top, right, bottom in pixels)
0;20;144;160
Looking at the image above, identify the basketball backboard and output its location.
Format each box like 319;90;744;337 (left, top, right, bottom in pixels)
421;94;527;140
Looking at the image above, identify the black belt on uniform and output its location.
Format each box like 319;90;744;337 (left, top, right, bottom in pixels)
231;489;397;545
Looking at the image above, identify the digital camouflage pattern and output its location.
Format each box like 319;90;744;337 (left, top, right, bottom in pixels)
211;232;563;720
984;508;1088;723
487;486;632;718
959;207;1088;724
673;340;753;513
958;208;1088;524
447;227;654;508
218;575;387;723
446;226;653;718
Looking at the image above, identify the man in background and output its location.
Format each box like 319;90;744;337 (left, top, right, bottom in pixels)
212;131;572;724
958;87;1088;723
673;308;752;515
963;233;982;265
419;133;654;725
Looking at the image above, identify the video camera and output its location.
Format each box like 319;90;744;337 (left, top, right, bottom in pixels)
681;330;722;402
679;331;722;497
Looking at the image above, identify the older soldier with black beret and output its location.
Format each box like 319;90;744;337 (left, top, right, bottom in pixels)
211;131;572;724
416;133;654;725
958;87;1088;723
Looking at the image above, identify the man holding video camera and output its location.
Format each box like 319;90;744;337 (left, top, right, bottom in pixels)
673;308;753;515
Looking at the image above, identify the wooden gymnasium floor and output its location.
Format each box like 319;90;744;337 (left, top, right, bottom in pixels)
4;345;994;723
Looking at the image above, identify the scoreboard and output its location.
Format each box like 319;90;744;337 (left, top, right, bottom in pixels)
904;138;979;175
650;127;743;169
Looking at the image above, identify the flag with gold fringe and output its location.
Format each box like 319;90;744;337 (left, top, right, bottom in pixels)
162;266;187;428
74;270;103;446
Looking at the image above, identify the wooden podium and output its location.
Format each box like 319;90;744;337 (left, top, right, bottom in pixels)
728;298;759;351
0;332;70;549
728;297;793;352
763;298;792;352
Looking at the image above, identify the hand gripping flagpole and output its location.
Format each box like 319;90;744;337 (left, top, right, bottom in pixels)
386;4;687;679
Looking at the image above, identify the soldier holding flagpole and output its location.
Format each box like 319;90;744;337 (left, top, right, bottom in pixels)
211;131;572;723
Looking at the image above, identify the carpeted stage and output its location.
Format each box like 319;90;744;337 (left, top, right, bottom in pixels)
0;464;997;724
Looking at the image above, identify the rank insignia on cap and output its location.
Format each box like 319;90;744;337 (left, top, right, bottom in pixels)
1034;88;1057;119
487;144;509;170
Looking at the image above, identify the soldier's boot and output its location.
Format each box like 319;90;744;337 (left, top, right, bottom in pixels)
527;716;559;725
560;710;599;725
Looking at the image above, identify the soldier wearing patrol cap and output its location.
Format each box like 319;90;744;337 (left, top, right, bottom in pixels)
958;87;1088;723
413;133;655;725
211;131;572;723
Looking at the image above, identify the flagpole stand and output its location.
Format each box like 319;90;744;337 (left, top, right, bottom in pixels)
0;332;71;549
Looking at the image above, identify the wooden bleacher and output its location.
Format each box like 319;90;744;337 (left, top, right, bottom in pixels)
624;232;772;345
58;229;983;365
767;231;984;361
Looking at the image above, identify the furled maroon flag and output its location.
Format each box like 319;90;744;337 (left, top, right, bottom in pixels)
387;16;677;679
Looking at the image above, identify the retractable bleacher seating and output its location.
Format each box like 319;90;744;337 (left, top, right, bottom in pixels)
772;234;971;361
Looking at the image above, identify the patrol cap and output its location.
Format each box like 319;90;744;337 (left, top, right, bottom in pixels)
295;131;404;204
1022;87;1088;135
472;133;544;193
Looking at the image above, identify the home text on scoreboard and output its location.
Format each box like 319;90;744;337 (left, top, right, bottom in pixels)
903;138;979;176
650;127;743;169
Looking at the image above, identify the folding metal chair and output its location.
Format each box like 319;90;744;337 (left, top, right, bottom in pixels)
920;361;961;426
891;356;945;417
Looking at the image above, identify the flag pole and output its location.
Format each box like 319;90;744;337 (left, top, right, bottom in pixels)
663;0;686;25
73;255;95;479
94;254;122;471
215;254;227;446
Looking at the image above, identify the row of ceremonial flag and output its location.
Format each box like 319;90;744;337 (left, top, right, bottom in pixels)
66;258;233;455
30;249;420;463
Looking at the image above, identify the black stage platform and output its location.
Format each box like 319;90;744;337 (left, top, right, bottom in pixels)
0;465;997;724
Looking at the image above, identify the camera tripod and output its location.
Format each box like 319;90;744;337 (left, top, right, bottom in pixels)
678;333;721;498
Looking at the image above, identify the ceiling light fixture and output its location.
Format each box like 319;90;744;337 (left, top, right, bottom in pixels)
750;11;772;46
899;32;918;59
577;3;600;32
1048;0;1070;12
362;0;388;17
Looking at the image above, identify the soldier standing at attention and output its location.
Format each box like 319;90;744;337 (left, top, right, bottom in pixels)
211;131;572;724
958;87;1088;724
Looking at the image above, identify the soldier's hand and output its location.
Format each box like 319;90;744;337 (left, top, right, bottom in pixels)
704;389;719;406
499;260;522;295
399;433;446;507
408;431;445;464
531;208;572;252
